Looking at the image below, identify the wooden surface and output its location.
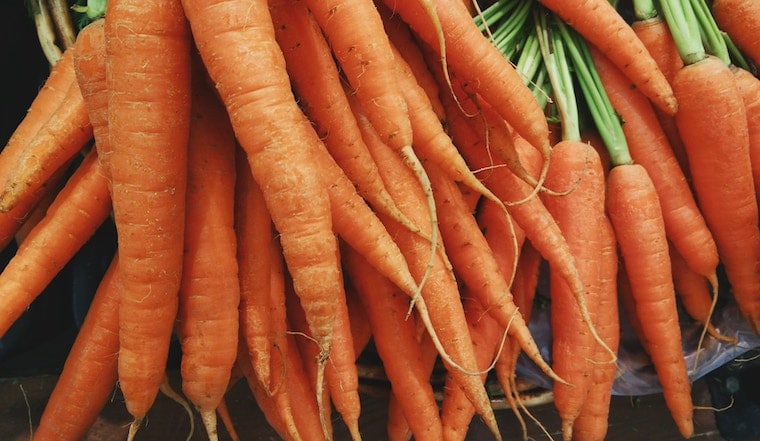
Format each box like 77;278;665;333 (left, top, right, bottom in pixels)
0;371;725;441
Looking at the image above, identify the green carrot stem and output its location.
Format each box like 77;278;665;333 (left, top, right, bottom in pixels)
660;0;706;65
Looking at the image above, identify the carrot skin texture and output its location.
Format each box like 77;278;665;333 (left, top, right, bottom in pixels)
731;66;760;208
105;0;191;423
606;164;693;438
712;0;760;67
673;56;760;336
33;253;119;441
0;149;110;338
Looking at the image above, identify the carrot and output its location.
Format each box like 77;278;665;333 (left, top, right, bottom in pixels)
669;243;736;344
539;140;610;441
342;244;444;441
0;149;110;338
181;0;344;432
363;115;502;440
379;0;552;153
234;146;274;393
730;65;760;207
606;163;694;438
672;55;760;336
33;253;119;441
537;0;677;115
0;76;92;214
104;0;191;435
712;0;760;66
176;69;240;441
631;13;691;177
268;0;419;236
589;45;720;287
72;19;112;178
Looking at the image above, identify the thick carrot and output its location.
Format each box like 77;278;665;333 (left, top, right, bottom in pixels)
363;116;502;440
731;65;760;208
538;0;677;115
590;45;719;285
33;253;119;441
234;146;273;393
712;0;760;66
672;55;760;336
0;149;110;338
343;244;444;441
379;0;552;153
606;163;693;438
268;0;418;236
0;76;92;214
176;70;240;441
540;140;609;441
181;0;344;430
104;0;191;435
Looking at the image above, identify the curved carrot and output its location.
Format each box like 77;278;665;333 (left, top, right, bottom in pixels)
673;55;760;336
181;0;344;433
104;0;191;435
176;70;240;441
0;149;110;338
380;0;551;153
34;253;119;441
538;0;677;115
606;163;693;438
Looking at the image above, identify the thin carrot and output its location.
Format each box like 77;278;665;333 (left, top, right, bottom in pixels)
234;146;274;393
176;68;240;441
0;149;110;338
33;253;119;441
606;163;694;438
363;114;502;440
268;0;419;236
538;0;677;115
379;0;552;153
181;0;344;433
104;0;191;435
342;244;444;441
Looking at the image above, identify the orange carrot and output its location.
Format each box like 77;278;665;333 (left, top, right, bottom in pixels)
731;65;760;208
268;0;418;235
0;149;110;338
363;114;502;439
72;19;112;177
33;253;119;441
234;146;274;393
104;0;191;435
343;244;444;441
0;74;92;214
176;69;240;441
712;0;760;66
379;0;552;152
606;163;693;438
538;0;677;115
672;55;760;336
181;0;344;431
540;140;610;441
590;45;719;286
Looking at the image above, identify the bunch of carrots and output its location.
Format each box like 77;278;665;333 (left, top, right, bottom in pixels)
2;0;760;440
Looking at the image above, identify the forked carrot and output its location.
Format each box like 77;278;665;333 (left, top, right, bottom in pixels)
0;149;110;338
105;0;191;435
181;0;344;432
